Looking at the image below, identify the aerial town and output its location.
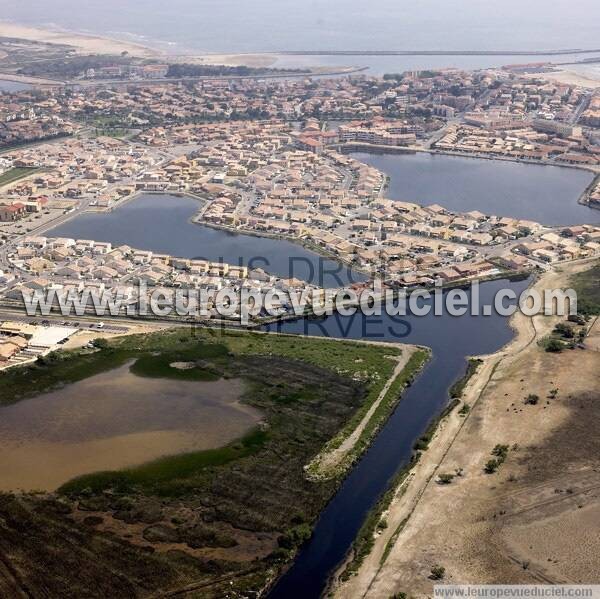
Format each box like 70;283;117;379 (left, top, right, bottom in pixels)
0;6;600;599
1;67;600;367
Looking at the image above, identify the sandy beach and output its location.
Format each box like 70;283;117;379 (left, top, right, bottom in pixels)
0;21;161;58
530;68;600;88
0;22;322;71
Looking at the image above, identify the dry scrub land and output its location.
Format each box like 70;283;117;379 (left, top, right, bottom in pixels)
341;260;600;598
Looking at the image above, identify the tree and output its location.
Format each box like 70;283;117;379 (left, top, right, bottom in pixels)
430;565;446;580
544;338;564;353
524;394;539;405
93;338;109;350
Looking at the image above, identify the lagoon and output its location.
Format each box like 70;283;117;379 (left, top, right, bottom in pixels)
48;193;364;287
352;152;598;226
0;361;259;491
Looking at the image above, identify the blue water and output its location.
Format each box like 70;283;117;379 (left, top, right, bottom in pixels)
0;80;32;93
47;193;364;287
266;276;530;598
2;0;600;75
352;152;598;226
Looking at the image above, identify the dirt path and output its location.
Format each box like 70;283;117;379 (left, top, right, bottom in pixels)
311;345;419;477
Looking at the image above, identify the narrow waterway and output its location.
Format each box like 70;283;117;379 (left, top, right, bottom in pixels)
266;276;531;598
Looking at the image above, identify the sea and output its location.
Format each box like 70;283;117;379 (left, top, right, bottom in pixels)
2;0;600;75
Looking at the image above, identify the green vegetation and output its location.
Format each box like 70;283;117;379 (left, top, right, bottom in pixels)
542;336;566;352
554;322;575;338
430;565;446;580
484;444;510;474
166;63;301;78
130;348;224;381
484;459;499;474
0;166;37;187
570;262;600;316
413;399;460;451
437;473;455;484
0;328;431;597
540;314;588;352
449;358;482;399
307;347;430;478
60;428;269;496
458;402;471;416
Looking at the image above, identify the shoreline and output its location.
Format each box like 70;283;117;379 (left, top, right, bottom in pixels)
328;271;541;596
3;20;600;87
0;20;162;58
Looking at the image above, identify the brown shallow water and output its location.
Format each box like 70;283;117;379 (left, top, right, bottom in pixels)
0;362;261;491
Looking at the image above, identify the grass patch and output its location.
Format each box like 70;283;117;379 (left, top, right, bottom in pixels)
571;261;600;316
130;347;226;381
0;166;37;187
449;358;482;399
59;428;268;496
307;348;430;478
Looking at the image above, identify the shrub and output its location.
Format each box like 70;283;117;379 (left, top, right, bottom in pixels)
492;444;509;461
458;403;470;416
430;565;446;580
484;459;499;474
544;338;564;353
437;473;455;485
554;322;574;338
524;394;539;405
277;523;312;550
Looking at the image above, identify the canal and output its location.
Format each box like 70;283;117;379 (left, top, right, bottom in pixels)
265;276;530;597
